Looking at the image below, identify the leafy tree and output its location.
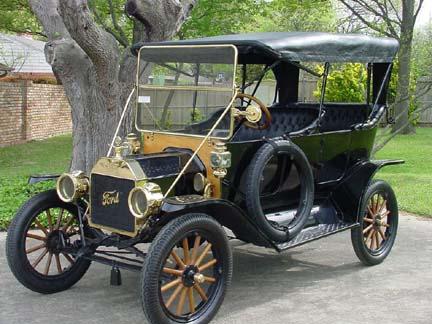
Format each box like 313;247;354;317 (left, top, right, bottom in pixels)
339;0;426;134
411;22;432;79
256;0;337;32
181;0;337;38
0;0;42;36
0;0;338;171
25;0;197;172
180;0;268;38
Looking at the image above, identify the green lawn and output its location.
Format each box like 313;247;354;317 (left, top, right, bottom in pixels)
0;135;72;229
0;134;72;178
375;127;432;216
0;129;431;230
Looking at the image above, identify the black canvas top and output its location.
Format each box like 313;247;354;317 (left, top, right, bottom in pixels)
132;32;399;63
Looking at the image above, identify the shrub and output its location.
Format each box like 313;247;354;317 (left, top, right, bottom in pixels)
0;177;55;230
314;63;367;103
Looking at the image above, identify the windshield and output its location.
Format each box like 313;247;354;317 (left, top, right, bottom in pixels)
136;45;237;138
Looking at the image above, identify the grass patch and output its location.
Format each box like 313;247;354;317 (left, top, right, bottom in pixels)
0;134;72;178
0;135;72;229
375;127;432;216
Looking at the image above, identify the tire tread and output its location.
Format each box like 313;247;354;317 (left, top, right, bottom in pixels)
141;213;232;324
6;190;91;294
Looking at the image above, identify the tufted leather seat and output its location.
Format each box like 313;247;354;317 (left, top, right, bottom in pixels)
231;103;370;142
231;105;318;141
320;104;369;132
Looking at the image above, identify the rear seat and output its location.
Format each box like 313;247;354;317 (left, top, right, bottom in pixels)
231;103;370;142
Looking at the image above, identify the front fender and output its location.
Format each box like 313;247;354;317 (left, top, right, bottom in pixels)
154;195;275;248
28;174;60;185
331;159;404;223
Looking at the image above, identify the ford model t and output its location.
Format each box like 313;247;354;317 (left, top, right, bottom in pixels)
6;32;401;323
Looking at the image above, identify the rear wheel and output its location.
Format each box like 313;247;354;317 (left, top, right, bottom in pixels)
141;213;232;324
6;190;91;294
351;180;398;266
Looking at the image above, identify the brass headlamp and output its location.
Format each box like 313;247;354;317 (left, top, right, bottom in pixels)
128;182;163;219
56;171;89;203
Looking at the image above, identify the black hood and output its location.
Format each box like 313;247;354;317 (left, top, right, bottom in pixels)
133;149;205;180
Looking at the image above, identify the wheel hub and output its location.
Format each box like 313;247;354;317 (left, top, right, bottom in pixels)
182;265;200;287
374;215;383;226
46;230;68;254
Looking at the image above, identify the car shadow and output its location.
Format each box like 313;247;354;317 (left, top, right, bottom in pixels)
215;243;364;319
48;239;365;323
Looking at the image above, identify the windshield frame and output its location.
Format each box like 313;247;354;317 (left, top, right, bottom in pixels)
135;44;239;140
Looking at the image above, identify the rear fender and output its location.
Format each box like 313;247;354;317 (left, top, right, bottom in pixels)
331;159;404;223
154;196;275;248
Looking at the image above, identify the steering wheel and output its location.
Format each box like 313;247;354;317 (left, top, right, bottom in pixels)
235;93;272;130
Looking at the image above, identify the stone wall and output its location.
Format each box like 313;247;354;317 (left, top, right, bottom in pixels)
0;81;72;147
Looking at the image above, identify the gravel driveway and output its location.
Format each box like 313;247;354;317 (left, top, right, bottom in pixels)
1;213;431;324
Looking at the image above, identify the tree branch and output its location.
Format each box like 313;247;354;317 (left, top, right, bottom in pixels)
88;1;129;48
28;0;70;39
387;0;402;24
339;0;396;38
108;0;130;46
125;0;197;41
58;0;119;70
373;102;431;153
413;0;425;21
57;0;120;111
416;80;432;99
358;0;401;34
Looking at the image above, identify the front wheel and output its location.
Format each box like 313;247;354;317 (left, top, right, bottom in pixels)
6;190;91;294
351;180;398;266
141;213;232;324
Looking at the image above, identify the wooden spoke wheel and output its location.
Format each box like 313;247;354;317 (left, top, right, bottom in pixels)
24;206;79;276
362;193;391;252
161;234;218;318
141;214;232;324
6;190;91;294
351;180;398;266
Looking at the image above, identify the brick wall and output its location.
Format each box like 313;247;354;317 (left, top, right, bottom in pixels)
0;82;24;145
0;81;72;147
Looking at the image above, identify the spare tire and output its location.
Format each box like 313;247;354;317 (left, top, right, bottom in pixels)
245;139;314;242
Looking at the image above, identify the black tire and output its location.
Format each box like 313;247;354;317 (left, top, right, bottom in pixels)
245;139;314;242
141;213;232;324
351;180;398;266
6;190;91;294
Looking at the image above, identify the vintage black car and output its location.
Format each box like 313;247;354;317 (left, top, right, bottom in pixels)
6;32;402;324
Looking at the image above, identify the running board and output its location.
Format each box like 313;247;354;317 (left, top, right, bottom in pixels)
276;222;360;252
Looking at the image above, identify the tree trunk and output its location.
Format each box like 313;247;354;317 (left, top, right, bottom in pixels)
28;0;197;173
393;0;415;134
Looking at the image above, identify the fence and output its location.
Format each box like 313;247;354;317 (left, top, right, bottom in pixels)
139;77;320;129
245;76;319;105
0;76;320;147
417;78;432;126
0;81;72;147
